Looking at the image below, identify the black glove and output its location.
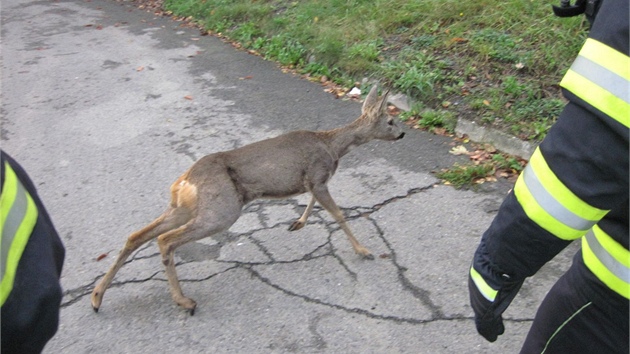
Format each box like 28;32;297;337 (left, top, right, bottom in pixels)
468;272;523;342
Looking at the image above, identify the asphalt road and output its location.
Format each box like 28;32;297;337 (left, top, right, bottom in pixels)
1;0;579;352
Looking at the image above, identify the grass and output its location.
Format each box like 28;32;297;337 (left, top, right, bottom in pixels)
436;147;526;189
436;163;496;189
157;0;589;188
162;0;587;142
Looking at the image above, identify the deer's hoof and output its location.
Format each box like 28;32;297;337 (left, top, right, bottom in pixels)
91;290;103;313
355;247;374;260
288;221;305;231
177;297;197;315
363;253;375;261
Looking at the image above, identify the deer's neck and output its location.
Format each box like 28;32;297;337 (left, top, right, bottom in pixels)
321;118;372;159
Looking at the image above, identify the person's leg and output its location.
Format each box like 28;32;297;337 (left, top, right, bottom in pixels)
520;257;629;354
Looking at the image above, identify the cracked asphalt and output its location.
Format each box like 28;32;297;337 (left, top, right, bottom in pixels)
1;0;579;352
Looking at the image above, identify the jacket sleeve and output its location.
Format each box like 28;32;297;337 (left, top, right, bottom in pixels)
1;151;66;354
472;0;629;307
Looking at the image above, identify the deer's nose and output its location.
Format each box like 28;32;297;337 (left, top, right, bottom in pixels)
397;132;405;140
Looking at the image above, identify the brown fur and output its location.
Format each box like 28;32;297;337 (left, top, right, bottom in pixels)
90;85;404;315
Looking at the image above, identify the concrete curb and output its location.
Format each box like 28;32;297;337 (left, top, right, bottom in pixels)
387;93;537;160
455;118;538;159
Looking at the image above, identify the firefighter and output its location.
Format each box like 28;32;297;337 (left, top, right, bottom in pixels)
468;0;629;352
1;150;65;353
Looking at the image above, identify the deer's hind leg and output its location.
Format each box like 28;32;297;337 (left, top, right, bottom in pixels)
91;206;192;312
288;196;316;231
157;177;244;315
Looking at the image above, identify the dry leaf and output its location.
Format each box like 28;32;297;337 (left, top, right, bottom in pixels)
433;127;447;136
184;95;193;100
449;145;469;155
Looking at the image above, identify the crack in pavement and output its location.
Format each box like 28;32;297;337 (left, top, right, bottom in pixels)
247;265;468;325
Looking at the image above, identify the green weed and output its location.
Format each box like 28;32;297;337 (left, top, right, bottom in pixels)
436;164;495;189
161;0;588;142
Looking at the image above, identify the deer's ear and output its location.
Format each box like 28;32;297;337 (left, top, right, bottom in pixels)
378;89;390;113
362;84;379;114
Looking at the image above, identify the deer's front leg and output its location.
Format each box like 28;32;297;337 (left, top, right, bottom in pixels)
288;196;316;231
310;185;374;260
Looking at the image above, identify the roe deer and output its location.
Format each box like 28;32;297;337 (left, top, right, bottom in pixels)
91;85;405;315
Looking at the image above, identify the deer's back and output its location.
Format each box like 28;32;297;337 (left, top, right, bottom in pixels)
189;130;337;203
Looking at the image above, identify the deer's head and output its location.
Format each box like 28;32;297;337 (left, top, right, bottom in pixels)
361;85;405;141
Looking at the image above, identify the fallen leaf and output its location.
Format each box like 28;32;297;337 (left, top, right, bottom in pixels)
136;66;145;72
239;75;253;80
469;150;491;161
449;145;469;155
387;105;401;115
96;253;108;261
184;95;193;100
433;127;448;136
483;100;490;106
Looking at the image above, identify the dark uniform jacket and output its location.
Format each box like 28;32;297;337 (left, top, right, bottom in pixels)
1;150;65;354
469;0;629;342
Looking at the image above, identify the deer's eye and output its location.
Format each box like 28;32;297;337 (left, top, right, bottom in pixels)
387;119;394;126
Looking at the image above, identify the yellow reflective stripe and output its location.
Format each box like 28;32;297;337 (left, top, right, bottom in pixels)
579;39;630;81
561;38;630;128
514;148;609;240
0;164;17;242
0;162;38;306
561;70;630;128
470;267;498;302
528;149;609;222
582;226;630;299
